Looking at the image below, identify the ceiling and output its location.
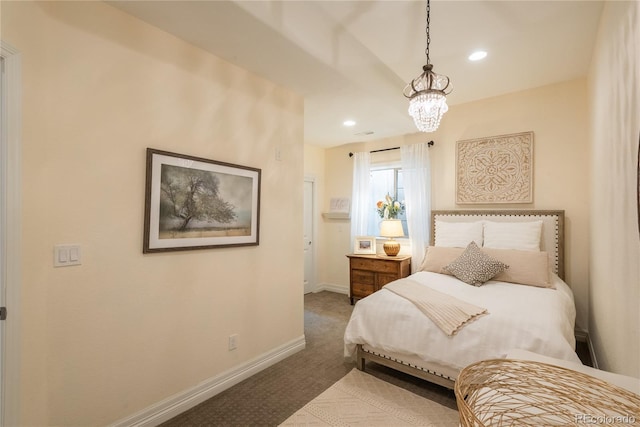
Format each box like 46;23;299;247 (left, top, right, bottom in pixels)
107;0;604;148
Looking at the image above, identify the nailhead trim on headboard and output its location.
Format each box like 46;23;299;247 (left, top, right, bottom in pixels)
430;210;565;280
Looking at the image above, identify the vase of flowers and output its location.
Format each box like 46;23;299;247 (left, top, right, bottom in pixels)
376;194;405;219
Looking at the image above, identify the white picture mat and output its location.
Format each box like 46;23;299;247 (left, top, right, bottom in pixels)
147;152;260;251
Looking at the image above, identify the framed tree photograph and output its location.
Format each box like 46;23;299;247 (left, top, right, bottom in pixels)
144;148;261;253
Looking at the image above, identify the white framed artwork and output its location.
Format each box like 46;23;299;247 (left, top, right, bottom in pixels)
354;236;376;255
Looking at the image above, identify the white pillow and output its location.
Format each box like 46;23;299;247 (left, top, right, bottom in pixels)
483;220;543;251
434;221;483;248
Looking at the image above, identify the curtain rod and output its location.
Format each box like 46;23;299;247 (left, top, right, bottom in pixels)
348;140;434;157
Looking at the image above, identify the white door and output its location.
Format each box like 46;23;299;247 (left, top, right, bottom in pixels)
0;42;21;427
303;179;315;294
0;55;6;425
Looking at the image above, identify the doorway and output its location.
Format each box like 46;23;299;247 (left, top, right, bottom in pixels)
1;41;22;427
303;178;316;294
0;54;5;427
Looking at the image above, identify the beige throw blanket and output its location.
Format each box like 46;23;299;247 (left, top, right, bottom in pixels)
384;279;488;336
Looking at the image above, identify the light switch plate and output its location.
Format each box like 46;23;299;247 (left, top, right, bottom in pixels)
54;245;81;267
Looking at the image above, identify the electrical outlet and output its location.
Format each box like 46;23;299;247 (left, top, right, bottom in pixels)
228;334;238;351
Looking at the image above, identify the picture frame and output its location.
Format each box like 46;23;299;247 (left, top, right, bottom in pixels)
329;197;350;214
354;236;376;255
144;148;261;253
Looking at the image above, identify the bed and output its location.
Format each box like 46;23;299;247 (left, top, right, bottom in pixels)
344;210;581;389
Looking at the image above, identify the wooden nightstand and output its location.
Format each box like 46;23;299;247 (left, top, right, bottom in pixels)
346;254;411;304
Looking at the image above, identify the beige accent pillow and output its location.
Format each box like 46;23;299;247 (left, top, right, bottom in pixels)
443;242;509;286
483;248;552;288
421;246;553;289
419;246;464;274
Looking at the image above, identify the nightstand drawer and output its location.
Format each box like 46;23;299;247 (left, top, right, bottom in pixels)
377;273;399;287
351;269;375;285
350;258;398;274
352;282;375;297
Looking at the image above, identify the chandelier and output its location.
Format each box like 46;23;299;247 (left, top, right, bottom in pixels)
403;0;452;133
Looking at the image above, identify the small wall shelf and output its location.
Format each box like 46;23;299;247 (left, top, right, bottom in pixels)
322;212;350;220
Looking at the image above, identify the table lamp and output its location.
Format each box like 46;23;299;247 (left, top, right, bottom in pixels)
380;220;404;256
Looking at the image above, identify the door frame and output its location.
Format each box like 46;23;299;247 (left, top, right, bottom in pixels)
303;176;317;294
1;41;22;427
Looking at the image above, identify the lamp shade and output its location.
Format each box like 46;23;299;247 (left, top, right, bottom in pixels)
380;220;404;238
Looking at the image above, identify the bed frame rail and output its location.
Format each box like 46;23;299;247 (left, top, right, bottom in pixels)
356;344;455;389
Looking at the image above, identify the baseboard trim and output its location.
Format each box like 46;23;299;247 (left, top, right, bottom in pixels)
574;327;588;343
314;282;348;295
110;335;306;427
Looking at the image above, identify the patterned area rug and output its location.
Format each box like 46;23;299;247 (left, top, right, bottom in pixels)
280;369;459;426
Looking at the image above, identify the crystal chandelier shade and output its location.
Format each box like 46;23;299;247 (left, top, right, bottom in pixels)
408;91;448;133
403;0;452;133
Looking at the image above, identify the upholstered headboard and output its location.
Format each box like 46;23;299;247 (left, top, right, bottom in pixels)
430;210;565;280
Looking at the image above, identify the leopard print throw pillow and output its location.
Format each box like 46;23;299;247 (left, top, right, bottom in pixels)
443;241;509;286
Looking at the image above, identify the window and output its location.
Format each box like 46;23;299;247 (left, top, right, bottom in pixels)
367;165;409;237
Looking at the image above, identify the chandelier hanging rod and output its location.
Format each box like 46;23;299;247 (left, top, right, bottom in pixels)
403;0;452;133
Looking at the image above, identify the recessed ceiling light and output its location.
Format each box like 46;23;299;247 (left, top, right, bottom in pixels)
343;120;356;127
468;51;487;61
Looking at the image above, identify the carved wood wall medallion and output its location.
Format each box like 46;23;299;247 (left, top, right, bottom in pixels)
456;131;533;204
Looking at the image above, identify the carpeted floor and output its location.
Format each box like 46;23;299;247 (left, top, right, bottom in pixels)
160;291;457;426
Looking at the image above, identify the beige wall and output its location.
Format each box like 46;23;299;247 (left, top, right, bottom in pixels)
588;0;640;377
3;2;304;425
316;79;591;329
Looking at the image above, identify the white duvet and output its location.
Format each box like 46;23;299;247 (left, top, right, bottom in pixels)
344;271;581;375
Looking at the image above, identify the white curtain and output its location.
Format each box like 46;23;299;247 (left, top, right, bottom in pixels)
401;142;432;273
350;152;371;250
